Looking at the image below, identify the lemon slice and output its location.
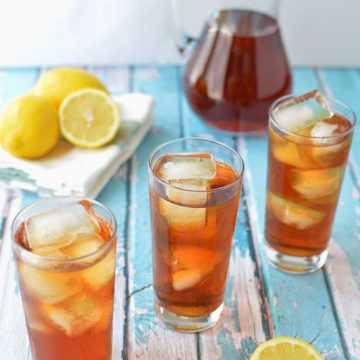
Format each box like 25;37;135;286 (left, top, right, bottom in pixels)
268;192;324;230
250;337;324;360
59;89;120;149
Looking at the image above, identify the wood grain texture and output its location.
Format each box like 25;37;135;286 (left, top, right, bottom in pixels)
0;69;40;359
92;67;132;359
317;69;360;180
238;69;349;359
316;69;360;359
0;66;359;360
179;77;270;359
0;190;28;357
126;66;197;359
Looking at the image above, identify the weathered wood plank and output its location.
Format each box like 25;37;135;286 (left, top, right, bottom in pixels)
0;189;13;247
238;68;347;359
315;68;360;359
0;190;27;357
316;69;360;181
179;76;269;359
1;65;359;360
126;66;197;359
0;69;39;359
91;66;131;359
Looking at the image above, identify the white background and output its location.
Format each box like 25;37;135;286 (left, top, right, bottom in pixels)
0;0;359;67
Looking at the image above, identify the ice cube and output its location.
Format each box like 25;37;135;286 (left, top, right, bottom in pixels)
291;167;344;200
171;246;221;291
94;300;114;333
43;295;103;337
81;246;116;290
158;153;216;183
268;192;325;229
272;141;316;169
167;180;208;206
172;269;205;291
274;90;333;133
304;121;346;166
25;304;53;334
311;144;345;166
311;121;338;138
64;235;103;258
20;263;84;304
159;198;206;232
43;306;73;336
24;202;100;251
29;319;53;334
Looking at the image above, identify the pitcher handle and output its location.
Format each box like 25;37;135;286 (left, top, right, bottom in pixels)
168;0;196;57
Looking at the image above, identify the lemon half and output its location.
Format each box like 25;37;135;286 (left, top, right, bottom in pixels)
59;89;120;149
250;336;324;360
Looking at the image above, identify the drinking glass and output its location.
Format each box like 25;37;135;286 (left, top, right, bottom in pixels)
265;95;355;273
11;197;117;360
148;138;244;331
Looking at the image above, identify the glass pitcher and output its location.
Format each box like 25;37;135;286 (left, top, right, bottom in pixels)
170;0;292;134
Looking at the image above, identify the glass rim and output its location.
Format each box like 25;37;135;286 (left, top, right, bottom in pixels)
11;196;117;263
148;137;244;194
269;94;356;140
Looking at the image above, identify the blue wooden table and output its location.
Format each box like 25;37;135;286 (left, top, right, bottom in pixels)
0;66;359;359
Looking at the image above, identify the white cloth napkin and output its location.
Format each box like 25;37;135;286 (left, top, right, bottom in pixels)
0;92;154;198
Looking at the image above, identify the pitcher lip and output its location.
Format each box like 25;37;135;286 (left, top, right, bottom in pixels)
210;7;281;37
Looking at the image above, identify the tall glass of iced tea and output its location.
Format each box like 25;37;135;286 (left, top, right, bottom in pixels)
148;138;244;331
11;197;117;360
265;90;355;273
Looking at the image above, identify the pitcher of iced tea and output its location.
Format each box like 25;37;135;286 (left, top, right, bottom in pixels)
170;0;292;133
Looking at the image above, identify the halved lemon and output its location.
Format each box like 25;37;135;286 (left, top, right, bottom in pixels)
250;336;324;360
59;89;120;149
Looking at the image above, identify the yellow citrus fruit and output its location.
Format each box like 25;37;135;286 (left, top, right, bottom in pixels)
250;337;324;360
32;68;108;109
59;89;120;149
0;95;59;159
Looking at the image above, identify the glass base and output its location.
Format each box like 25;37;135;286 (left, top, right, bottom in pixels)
264;243;328;274
155;303;223;333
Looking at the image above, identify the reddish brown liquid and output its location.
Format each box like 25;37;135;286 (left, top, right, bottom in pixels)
184;9;292;133
266;114;352;256
150;160;241;317
15;202;115;360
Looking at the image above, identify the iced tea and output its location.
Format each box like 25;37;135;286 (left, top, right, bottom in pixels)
265;91;355;273
148;139;243;331
184;9;292;133
12;198;117;360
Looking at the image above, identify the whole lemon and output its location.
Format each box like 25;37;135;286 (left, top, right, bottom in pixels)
0;95;59;159
32;68;108;109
